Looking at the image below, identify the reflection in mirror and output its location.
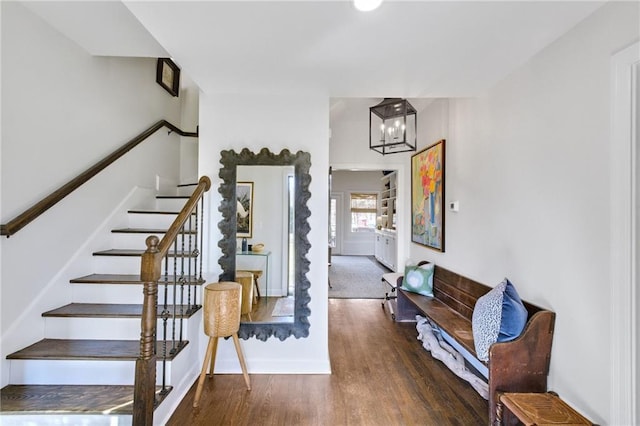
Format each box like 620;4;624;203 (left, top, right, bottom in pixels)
236;165;294;323
218;148;311;341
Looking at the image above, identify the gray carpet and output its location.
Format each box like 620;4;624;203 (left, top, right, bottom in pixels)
328;255;389;299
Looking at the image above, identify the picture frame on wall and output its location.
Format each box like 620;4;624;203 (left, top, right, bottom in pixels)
236;181;254;238
411;139;445;251
156;58;180;97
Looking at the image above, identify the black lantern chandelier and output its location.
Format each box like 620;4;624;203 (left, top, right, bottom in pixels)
369;98;417;155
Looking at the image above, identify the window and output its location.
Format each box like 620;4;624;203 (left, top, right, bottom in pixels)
350;193;378;232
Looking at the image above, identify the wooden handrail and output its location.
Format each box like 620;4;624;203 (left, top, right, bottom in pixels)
133;175;211;425
0;120;198;237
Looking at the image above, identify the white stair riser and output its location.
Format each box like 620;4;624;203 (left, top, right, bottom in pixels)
111;232;166;249
9;359;177;386
154;197;190;211
44;317;194;340
127;213;197;229
91;256;143;275
72;284;203;305
91;255;199;275
177;186;197;196
111;232;201;251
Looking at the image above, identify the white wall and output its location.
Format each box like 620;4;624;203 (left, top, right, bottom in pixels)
179;74;200;185
0;2;183;386
410;3;638;423
198;93;331;374
331;170;381;255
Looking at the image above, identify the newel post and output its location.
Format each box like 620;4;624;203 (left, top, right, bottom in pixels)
133;235;162;426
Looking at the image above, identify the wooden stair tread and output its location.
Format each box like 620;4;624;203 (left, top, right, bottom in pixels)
42;303;199;318
69;273;203;285
6;339;187;361
156;195;189;199
0;384;171;414
93;249;197;257
111;227;195;234
127;209;195;215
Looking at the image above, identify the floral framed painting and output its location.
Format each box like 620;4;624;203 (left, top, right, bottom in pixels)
411;139;445;251
236;182;254;238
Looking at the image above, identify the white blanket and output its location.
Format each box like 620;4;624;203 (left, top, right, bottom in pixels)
416;315;489;400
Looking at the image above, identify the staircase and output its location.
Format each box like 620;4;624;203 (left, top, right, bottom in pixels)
0;188;205;425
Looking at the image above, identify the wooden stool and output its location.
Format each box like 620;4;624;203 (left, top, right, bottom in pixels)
497;392;593;425
235;271;254;321
238;269;263;301
193;282;250;408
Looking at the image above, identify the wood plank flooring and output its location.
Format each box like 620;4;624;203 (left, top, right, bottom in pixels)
167;299;488;425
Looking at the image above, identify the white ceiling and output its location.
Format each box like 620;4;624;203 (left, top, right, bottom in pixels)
26;1;605;98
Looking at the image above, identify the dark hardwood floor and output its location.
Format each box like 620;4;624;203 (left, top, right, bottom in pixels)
168;299;488;425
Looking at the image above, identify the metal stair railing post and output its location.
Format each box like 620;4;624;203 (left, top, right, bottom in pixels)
133;175;211;426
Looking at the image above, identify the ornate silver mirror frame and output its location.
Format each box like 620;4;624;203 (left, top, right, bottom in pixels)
218;148;311;340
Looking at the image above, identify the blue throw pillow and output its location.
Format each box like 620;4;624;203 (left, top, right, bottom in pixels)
498;279;529;342
471;278;528;361
401;263;434;297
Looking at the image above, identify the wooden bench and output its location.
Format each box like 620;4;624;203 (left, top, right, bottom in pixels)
395;263;555;426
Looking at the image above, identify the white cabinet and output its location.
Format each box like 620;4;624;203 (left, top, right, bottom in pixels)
375;230;396;271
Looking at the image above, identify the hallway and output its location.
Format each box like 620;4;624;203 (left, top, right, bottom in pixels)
167;299;488;425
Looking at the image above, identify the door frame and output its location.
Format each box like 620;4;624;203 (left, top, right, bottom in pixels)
610;40;638;425
330;192;344;255
330;163;406;272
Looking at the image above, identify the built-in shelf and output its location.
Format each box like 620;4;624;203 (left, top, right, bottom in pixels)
376;170;397;271
380;171;397;230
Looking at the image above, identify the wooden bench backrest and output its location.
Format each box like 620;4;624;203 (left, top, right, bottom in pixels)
432;265;546;322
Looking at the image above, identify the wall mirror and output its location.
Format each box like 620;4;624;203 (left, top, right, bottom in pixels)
218;148;311;340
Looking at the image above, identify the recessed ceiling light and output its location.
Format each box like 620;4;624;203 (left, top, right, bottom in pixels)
353;0;383;12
